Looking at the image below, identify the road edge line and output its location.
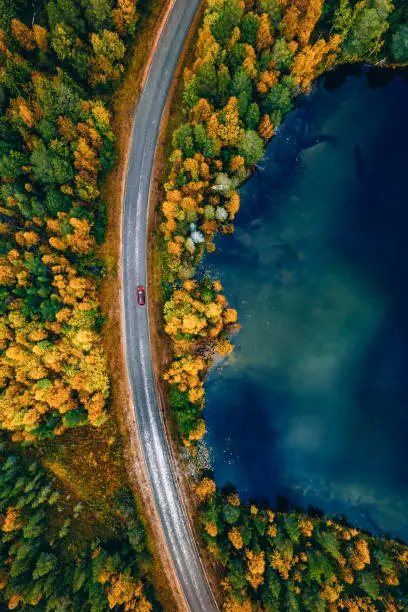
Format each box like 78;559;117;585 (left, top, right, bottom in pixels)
145;2;221;609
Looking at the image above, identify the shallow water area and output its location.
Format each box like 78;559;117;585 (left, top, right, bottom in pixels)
204;66;408;542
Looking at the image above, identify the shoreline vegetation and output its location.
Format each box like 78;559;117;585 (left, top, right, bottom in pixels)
156;0;408;609
0;0;177;609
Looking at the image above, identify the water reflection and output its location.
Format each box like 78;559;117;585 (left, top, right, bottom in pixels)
204;69;408;542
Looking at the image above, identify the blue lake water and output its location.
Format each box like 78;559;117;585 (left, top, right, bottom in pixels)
204;67;408;542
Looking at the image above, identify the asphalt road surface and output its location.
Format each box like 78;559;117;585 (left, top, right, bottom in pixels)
122;1;218;610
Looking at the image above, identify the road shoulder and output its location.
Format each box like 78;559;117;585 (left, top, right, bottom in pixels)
99;2;188;608
147;3;225;607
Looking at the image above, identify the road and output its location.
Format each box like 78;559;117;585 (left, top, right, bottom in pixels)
121;1;218;610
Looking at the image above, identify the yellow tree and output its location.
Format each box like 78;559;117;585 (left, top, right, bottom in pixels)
89;30;126;86
205;522;218;537
194;477;216;501
282;5;301;41
230;156;245;172
350;538;371;570
291;36;341;91
245;549;265;590
11;19;35;51
257;13;273;50
216;338;234;357
195;24;220;64
228;527;244;550
33;24;48;52
258;114;274;140
223;597;253;612
213;97;243;147
66;218;95;255
191;98;213;123
188;419;206;442
112;0;138;36
226;193;240;220
298;0;325;47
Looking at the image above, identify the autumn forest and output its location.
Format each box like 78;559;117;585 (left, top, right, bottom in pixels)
0;0;408;610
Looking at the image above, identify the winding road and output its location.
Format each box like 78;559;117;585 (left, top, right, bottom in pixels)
121;1;218;610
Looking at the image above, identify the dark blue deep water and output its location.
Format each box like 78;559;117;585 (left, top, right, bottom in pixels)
204;67;408;542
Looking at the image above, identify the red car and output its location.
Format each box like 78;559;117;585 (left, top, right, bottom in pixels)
137;285;146;306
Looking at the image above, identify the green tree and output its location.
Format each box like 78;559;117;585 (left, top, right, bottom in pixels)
91;28;125;60
264;80;293;123
84;0;113;31
45;186;71;215
231;66;253;97
194;124;218;158
47;0;86;34
33;553;58;579
272;37;295;71
223;504;241;524
0;0;16;30
391;23;408;61
257;0;282;26
0;150;28;179
228;559;247;593
63;408;88;428
284;583;300;612
195;61;218;101
359;570;380;599
172;124;194;157
238;130;264;166
183;76;199;111
241;13;261;46
169;387;190;409
2;57;32;96
283;515;300;543
344;0;393;58
237;89;251;117
37;74;82;122
30;146;74;185
301;591;326;612
374;547;394;571
261;570;281;611
217;64;232;106
245;101;260;129
315;528;341;561
227;43;246;72
211;0;244;46
332;0;354;39
306;550;334;584
127;526;146;553
175;404;202;437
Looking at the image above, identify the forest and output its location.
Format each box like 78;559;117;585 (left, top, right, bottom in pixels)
159;0;408;609
1;0;408;609
196;482;408;610
0;0;164;609
0;434;156;610
0;0;129;438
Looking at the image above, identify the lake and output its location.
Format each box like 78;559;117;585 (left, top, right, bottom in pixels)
203;66;408;542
